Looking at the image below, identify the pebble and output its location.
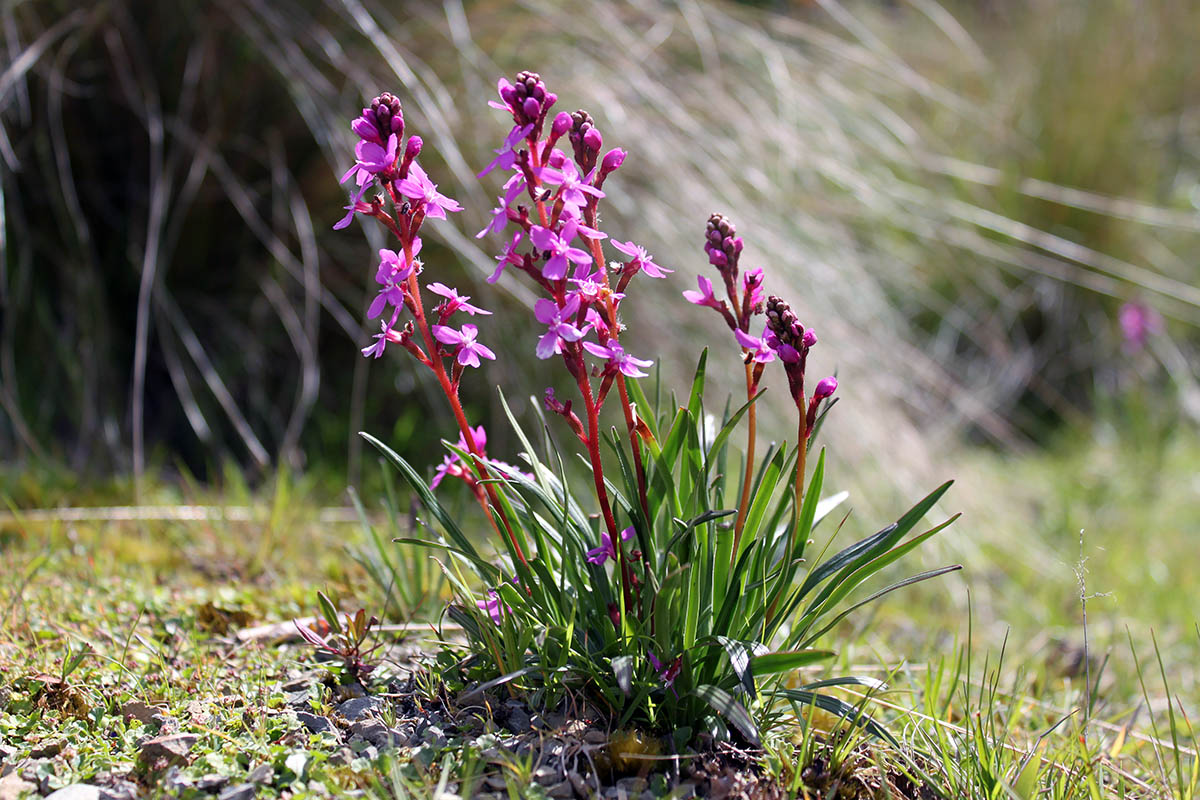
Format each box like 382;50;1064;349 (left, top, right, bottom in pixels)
195;774;230;791
349;719;404;749
217;783;257;800
582;729;608;745
2;775;41;800
137;734;198;767
546;779;574;798
335;696;383;721
295;711;336;735
532;765;559;784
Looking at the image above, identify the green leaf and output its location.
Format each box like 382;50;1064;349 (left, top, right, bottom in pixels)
693;684;759;746
798;480;953;600
686;349;708;421
317;591;342;635
714;636;766;699
751;649;835;676
772;688;895;745
360;432;500;582
612;655;633;696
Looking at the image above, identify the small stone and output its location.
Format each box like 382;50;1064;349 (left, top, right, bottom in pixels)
195;774;229;791
44;786;100;800
281;672;322;692
484;774;508;791
295;711;335;735
582;729;608;745
217;783;256;800
350;719;404;749
137;733;198;767
284;690;310;710
568;771;589;798
118;700;162;724
546;779;574;798
246;763;274;785
532;765;558;784
335;696;383;722
0;773;37;800
504;706;531;733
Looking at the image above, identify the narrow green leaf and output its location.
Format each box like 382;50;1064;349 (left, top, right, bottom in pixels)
693;684;759;746
751;649;835;675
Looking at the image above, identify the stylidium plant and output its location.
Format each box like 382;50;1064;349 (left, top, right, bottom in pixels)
334;74;960;747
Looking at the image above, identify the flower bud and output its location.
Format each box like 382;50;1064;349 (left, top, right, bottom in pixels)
814;376;838;399
802;328;817;348
404;135;423;160
522;96;541;120
583;126;603;152
551;112;572;138
600;148;626;175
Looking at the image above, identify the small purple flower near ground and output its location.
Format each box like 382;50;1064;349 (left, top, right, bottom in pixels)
1119;301;1163;351
586;526;635;565
341;133;398;187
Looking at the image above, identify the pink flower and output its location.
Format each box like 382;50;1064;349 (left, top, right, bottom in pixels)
530;220;594;281
814;376;838;400
683;275;722;309
477;590;508;625
611;240;672;279
478;123;534;178
582;339;653;378
488;230;524;284
432;323;496;368
536;159;604;213
734;328;776;364
1119;301;1162;351
396;162;463;220
428;282;491;316
534;296;586;359
340;133;398;187
368;243;420;319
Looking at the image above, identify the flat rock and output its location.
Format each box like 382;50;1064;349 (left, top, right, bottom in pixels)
295;711;335;735
118;700;163;724
349;719;404;749
217;783;257;800
195;774;230;791
137;734;198;767
335;696;382;721
44;785;101;800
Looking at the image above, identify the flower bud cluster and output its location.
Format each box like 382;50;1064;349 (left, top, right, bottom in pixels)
495;71;559;137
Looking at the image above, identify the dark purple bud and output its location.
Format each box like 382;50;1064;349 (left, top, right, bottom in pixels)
531;84;545;101
583;127;603;151
600;148;626;174
522;97;541;120
391;115;405;133
814;376;838;399
544;92;557;108
708;250;727;268
731;237;744;254
500;84;517;105
548;149;568;168
552;112;572;137
802;328;817;348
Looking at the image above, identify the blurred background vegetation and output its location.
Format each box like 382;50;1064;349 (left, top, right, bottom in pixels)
2;0;1197;577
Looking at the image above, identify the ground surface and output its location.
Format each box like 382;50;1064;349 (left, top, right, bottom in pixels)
1;427;1197;798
